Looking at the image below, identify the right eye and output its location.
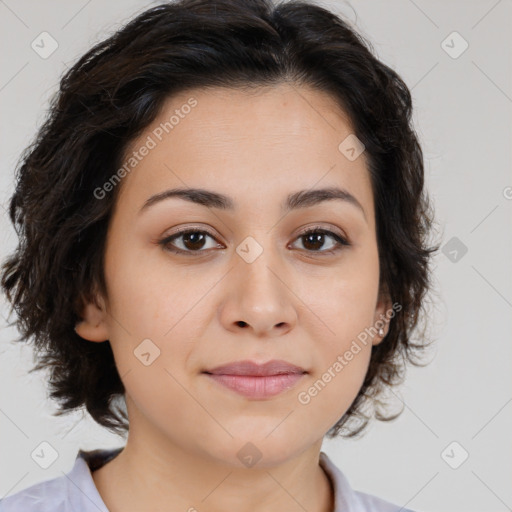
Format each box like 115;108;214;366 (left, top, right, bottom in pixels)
158;228;224;255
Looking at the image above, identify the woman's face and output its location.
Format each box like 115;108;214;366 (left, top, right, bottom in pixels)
78;83;391;466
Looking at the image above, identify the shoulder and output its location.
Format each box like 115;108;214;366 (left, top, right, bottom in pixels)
0;448;121;512
319;451;417;512
0;471;70;512
353;489;417;512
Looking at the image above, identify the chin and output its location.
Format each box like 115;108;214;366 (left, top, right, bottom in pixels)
201;428;313;469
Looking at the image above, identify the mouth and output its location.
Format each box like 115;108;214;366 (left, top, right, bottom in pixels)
202;359;308;399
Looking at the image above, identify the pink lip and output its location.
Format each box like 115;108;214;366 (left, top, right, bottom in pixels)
202;359;307;399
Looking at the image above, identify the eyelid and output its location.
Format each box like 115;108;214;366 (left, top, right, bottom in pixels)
167;224;218;239
164;223;348;241
295;223;348;240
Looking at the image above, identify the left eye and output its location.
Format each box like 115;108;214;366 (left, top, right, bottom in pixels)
290;228;350;254
159;228;350;255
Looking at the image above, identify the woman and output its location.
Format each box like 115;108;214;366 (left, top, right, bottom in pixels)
0;0;439;510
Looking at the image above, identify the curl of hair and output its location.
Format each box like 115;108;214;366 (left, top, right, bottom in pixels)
1;0;440;438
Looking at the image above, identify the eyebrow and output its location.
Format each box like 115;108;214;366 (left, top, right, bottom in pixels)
139;186;367;222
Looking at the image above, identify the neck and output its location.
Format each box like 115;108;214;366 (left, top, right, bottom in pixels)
92;425;334;512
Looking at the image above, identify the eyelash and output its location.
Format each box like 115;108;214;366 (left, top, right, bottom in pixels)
158;225;351;257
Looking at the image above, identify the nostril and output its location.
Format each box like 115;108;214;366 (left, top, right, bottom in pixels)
236;321;248;327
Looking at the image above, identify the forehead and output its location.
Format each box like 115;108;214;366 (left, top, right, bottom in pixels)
117;83;374;224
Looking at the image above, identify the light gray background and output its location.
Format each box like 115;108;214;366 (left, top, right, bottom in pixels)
1;1;511;511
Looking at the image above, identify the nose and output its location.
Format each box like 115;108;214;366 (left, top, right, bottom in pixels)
219;246;298;338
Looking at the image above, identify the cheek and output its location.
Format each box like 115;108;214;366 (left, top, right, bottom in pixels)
104;241;204;337
103;251;224;404
119;356;216;462
294;307;374;435
296;256;379;421
302;254;380;350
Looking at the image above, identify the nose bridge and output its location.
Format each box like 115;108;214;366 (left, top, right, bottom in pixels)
235;233;286;305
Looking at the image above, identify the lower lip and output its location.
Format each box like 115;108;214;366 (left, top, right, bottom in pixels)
204;373;306;399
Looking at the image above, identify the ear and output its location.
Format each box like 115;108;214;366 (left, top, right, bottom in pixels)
74;293;109;343
372;286;392;347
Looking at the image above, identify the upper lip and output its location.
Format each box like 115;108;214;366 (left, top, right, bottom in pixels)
203;359;307;376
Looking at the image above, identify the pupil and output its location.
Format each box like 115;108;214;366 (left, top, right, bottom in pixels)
304;233;323;250
184;232;205;250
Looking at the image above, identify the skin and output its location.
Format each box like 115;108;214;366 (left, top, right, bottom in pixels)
76;82;391;512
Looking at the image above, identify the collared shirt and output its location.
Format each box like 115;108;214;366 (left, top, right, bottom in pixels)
0;448;416;511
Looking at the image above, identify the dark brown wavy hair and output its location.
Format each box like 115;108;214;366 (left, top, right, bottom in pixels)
1;0;440;438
